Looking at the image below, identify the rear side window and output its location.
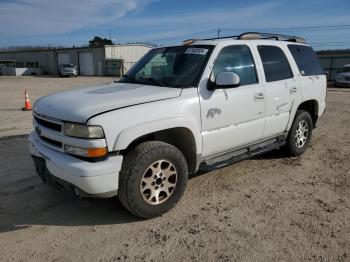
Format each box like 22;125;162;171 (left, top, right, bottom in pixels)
213;45;258;86
258;45;293;82
288;45;324;76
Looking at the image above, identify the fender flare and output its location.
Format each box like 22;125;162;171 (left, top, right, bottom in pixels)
113;117;202;153
286;96;303;131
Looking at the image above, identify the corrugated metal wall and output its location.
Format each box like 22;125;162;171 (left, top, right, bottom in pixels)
105;45;152;73
318;54;350;81
0;47;105;75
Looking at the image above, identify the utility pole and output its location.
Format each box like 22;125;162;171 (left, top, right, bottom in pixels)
109;29;112;41
217;28;221;38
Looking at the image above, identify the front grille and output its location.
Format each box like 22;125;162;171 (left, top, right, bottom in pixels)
40;136;62;148
34;116;62;132
345;77;350;81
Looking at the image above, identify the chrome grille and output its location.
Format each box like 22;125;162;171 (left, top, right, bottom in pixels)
33;114;63;151
34;116;62;132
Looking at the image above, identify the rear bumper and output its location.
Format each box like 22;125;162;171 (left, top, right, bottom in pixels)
28;131;122;197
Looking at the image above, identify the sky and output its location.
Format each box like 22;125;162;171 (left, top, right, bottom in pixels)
0;0;349;50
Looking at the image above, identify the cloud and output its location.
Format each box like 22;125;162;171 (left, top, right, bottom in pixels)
113;1;350;44
0;0;155;36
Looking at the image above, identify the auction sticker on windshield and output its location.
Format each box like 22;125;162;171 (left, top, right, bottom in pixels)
185;48;209;55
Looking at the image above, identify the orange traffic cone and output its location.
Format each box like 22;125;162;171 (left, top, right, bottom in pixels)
22;90;32;111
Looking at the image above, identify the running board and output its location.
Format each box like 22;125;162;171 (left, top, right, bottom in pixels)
200;136;286;172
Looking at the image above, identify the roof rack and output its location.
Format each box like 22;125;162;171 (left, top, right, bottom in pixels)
183;32;306;44
238;32;306;44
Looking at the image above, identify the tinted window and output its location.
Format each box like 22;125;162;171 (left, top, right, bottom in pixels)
258;46;293;82
288;45;324;76
213;45;258;86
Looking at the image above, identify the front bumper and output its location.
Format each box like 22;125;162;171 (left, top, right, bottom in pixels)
29;131;122;197
60;71;77;76
335;80;350;86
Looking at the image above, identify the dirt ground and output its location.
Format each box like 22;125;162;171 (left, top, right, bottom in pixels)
0;76;349;262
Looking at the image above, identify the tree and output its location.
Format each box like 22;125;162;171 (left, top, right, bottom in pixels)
88;36;113;47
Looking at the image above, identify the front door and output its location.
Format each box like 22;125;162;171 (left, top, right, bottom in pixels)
199;44;266;157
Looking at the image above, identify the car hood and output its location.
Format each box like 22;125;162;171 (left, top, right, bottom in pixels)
34;82;182;123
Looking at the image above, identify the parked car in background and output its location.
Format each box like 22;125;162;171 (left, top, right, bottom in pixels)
59;63;78;77
335;64;350;87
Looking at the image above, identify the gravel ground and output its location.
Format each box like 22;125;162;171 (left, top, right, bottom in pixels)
0;76;349;262
0;76;115;137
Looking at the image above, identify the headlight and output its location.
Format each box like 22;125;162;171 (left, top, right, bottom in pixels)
64;145;107;158
63;123;105;139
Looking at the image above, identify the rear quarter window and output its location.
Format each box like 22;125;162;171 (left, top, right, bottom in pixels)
288;45;324;76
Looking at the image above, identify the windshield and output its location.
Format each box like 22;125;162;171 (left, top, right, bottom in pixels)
342;66;350;73
120;45;214;87
63;64;75;68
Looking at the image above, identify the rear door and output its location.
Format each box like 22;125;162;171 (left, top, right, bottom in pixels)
255;45;299;138
287;45;326;110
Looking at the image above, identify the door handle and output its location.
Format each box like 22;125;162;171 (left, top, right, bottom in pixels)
290;86;298;94
254;92;264;101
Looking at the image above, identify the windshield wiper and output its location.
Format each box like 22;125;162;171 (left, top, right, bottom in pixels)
136;77;170;87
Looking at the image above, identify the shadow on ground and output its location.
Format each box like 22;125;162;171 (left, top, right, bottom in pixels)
0;135;140;234
0;134;291;234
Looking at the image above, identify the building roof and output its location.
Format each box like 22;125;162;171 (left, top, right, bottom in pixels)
0;44;152;54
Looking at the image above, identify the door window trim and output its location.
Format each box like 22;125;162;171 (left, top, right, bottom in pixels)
257;45;294;83
213;44;260;85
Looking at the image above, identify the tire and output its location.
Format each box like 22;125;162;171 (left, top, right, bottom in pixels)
284;110;313;156
118;141;188;218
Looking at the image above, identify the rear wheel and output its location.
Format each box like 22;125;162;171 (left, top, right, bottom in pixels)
284;110;313;156
118;141;188;218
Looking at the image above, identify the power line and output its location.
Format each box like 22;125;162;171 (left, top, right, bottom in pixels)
145;24;350;43
146;29;217;43
222;24;350;32
310;41;350;44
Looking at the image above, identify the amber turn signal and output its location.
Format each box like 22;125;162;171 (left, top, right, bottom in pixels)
87;147;108;158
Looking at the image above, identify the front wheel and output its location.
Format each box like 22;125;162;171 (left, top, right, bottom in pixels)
118;141;188;218
284;110;313;156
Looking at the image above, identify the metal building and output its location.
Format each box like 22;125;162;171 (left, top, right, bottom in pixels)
105;44;152;73
0;44;152;76
318;51;350;81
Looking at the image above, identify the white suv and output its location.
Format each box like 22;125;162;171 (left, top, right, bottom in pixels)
29;33;326;218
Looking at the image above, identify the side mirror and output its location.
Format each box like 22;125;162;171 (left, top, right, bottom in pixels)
209;72;240;90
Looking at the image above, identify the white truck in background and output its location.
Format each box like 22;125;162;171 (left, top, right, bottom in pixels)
29;32;326;218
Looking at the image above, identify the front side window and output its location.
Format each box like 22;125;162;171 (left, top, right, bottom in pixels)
258;45;293;82
121;45;214;88
288;45;324;76
212;45;258;86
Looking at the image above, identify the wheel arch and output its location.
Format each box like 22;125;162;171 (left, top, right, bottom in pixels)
297;99;319;127
114;121;201;174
